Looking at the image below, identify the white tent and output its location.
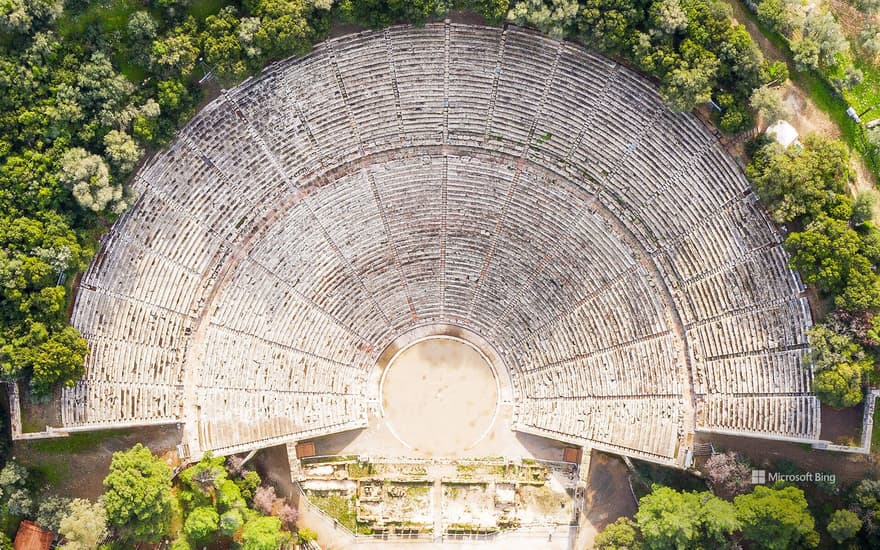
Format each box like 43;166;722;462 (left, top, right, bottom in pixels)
766;120;799;148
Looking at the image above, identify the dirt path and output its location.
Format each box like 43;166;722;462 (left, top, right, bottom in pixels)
574;452;638;549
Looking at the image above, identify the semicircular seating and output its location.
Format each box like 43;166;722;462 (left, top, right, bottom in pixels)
64;22;819;465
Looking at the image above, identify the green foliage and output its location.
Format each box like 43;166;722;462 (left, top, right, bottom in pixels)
852;479;880;545
814;360;869;407
635;485;739;549
0;140;93;397
58;499;108;550
804;324;872;410
4;324;90;396
178;452;228;510
103;443;173;543
219;508;244;536
35;495;70;531
594;517;642;549
297;526;318;543
746;136;853;224
460;0;510;23
827;509;862;543
0;460;32;518
734;485;819;549
235;469;261;502
183;506;219;543
750;85;790;123
309;493;357;531
240;515;289;550
337;0;443;29
507;0;579;39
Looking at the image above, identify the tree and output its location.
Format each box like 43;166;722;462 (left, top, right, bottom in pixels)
253;485;277;515
35;496;71;531
785;217;880;312
578;0;645;52
337;0;442;29
792;35;821;72
650;0;688;35
507;0;579;39
746;136;852;224
750;85;790;124
853;479;880;545
734;485;819;549
103;131;143;174
4;323;90;396
807;324;867;372
0;460;32;517
184;506;219;543
219;509;245;536
852;191;877;226
0;0;61;33
58;148;124;214
103;443;173;543
245;0;318;59
276;502;297;530
659;40;719;112
814;362;868;408
636;485;738;548
236;470;262;502
152;28;200;78
178;452;228;510
594;517;641;549
859;25;880;63
803;10;848;69
127;11;158;44
465;0;510;23
240;516;289;550
58;499;108;550
218;479;246;510
703;451;751;498
827;509;862;543
200;7;250;84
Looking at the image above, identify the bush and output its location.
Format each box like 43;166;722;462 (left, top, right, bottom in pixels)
827;509;862;542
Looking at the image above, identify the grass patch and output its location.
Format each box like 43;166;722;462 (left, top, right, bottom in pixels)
28;460;69;486
845;59;880;114
309;494;357;532
405;485;430;497
188;0;227;19
346;462;371;479
24;429;126;454
58;0;139;39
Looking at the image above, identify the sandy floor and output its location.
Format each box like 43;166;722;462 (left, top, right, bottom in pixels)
573;452;638;550
381;338;499;456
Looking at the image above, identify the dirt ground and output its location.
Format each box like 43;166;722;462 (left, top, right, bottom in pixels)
820;403;865;444
574;452;638;549
12;424;182;499
698;433;876;484
382;338;498;456
251;443;297;498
